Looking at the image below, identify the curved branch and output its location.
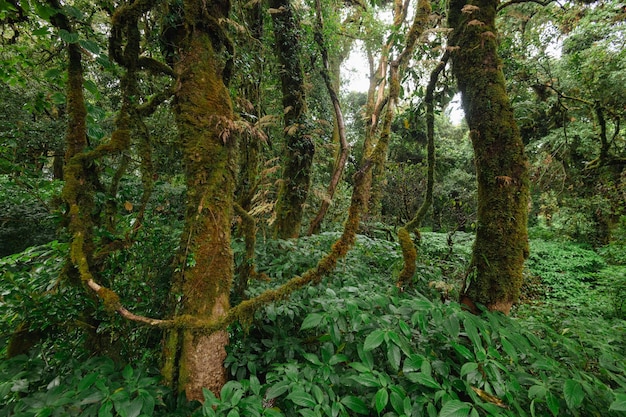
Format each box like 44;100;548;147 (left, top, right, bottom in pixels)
307;0;351;235
397;52;448;289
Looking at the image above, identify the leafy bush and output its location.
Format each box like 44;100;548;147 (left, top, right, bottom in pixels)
225;233;626;417
525;239;606;303
0;355;174;417
0;177;60;257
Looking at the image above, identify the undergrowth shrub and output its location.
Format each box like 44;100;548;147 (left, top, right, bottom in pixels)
224;233;626;417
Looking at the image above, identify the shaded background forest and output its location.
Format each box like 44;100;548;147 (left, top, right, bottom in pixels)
1;0;625;415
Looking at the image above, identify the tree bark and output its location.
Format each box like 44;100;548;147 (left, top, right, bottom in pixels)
448;0;530;314
161;0;236;400
270;0;314;239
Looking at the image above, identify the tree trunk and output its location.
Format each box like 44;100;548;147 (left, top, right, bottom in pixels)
270;0;314;239
161;0;236;400
448;0;530;314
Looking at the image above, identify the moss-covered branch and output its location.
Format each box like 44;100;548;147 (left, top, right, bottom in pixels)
397;52;448;289
307;0;351;235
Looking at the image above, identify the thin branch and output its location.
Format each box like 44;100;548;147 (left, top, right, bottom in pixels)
497;0;554;11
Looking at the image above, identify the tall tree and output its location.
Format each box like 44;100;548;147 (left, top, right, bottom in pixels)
270;0;315;239
448;0;530;314
159;0;236;400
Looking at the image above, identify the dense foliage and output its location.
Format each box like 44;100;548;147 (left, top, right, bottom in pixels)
2;231;625;416
1;0;625;413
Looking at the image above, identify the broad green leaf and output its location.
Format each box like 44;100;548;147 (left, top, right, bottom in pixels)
399;320;412;337
405;372;441;389
311;384;324;404
528;385;546;400
500;337;518;361
303;353;322;366
80;39;101;55
301;313;324;330
341;395;369;415
299;410;318;417
610;393;626;411
563;379;584;410
121;365;133;380
58;29;79;44
98;400;113;417
51;92;65;104
226;409;240;417
375;387;389;414
460;362;478;377
546;391;559;417
115;397;143;417
349;362;371;373
390;390;404;415
402;354;425;373
78;372;99;391
364;329;386;351
463;318;482;352
62;5;83;19
350;372;380;388
265;380;290;400
287;390;316;408
451;342;474;361
438;399;471;417
250;375;261;395
32;27;50;36
387;344;401;372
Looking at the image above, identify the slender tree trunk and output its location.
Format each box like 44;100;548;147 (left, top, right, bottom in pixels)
161;0;236;400
448;0;529;314
270;0;315;239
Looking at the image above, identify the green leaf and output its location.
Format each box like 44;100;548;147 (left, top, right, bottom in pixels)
250;375;261;396
350;372;380;388
50;92;65;104
32;27;50;36
451;342;474;361
528;385;547;400
116;397;143;417
98;401;113;417
301;313;324;330
364;329;385;351
299;410;318;417
399;320;412;337
610;393;626;411
463;318;482;351
226;409;240;417
62;5;83;19
563;379;584;410
303;353;322;366
402;354;425;373
438;400;471;417
58;29;79;44
387;344;401;372
341;396;369;415
78;372;99;391
546;391;559;417
287;390;316;408
460;362;478;377
390;390;404;415
122;365;133;380
375;387;389;414
265;380;290;400
406;372;441;389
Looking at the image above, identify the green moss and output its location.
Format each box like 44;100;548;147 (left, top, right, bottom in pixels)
448;0;529;314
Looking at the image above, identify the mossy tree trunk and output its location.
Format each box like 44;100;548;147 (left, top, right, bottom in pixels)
161;0;236;400
448;0;529;314
270;0;314;239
